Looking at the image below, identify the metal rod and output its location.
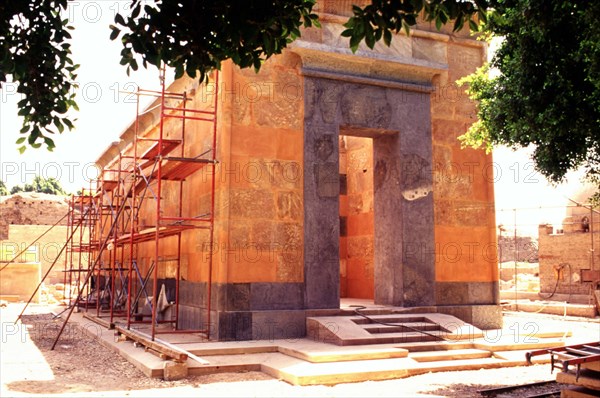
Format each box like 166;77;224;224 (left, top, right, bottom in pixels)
591;207;595;272
129;260;155;320
514;208;518;311
51;177;135;350
151;65;167;341
206;70;220;339
15;208;88;324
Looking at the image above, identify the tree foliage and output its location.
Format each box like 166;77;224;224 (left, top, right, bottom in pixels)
0;181;9;196
459;0;600;187
0;0;79;153
341;0;490;52
9;176;67;195
109;0;320;81
1;0;484;151
2;0;599;196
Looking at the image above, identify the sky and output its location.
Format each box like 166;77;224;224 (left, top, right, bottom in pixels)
0;1;161;194
0;2;584;237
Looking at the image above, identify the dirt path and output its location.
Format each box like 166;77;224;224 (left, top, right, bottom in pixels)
1;304;597;397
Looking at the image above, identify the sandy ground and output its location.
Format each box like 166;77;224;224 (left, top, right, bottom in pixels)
1;303;598;397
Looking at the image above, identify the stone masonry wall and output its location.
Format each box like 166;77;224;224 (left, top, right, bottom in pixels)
430;39;499;311
0;193;70;285
0;193;68;239
538;217;600;296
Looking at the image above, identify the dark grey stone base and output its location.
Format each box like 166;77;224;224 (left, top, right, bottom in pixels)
434;281;502;329
174;280;502;339
175;281;307;340
215;310;307;341
436;305;503;330
435;281;500;305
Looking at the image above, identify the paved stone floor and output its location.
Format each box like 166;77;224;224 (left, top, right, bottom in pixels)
1;302;598;396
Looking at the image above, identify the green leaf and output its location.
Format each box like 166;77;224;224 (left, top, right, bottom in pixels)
365;30;375;49
453;18;464;32
349;34;362;53
174;64;184;79
55;119;64;133
109;26;120;41
63;119;74;130
383;29;392;46
44;137;55;150
114;13;126;26
341;29;353;38
469;19;479;32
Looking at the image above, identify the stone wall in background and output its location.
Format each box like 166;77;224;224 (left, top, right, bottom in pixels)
538;218;600;296
497;235;538;263
0;193;70;284
0;193;68;239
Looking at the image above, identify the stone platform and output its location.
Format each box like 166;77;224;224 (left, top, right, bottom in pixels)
58;305;599;386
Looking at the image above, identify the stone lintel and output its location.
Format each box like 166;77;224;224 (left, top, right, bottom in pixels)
290;41;446;86
301;67;434;94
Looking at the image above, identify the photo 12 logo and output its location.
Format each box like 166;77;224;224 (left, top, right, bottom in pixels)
1;162;101;187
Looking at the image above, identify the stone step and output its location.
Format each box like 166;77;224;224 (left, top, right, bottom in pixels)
263;354;509;386
312;335;436;346
307;313;482;346
362;322;444;334
473;337;566;352
395;341;476;352
345;331;444;344
351;316;430;325
410;348;492;362
278;345;409;363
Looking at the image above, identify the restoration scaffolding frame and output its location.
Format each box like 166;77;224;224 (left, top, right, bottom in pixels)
62;187;98;307
48;67;220;349
84;67;219;341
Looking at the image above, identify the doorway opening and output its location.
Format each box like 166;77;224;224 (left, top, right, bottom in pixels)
339;134;375;299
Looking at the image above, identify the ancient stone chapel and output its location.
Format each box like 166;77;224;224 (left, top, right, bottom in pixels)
94;1;499;340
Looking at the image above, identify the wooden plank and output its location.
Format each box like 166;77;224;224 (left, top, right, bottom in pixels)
140;139;181;160
560;386;600;398
564;353;600;367
100;180;119;192
566;347;598;357
556;371;600;391
114;324;188;363
583;345;600;354
158;157;212;181
527;342;599;364
108;225;195;246
83;313;115;330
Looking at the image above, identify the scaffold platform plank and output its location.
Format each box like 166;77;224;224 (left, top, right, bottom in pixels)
109;225;196;245
156;157;213;181
140;139;181;160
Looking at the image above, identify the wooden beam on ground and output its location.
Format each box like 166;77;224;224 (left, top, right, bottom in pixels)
113;324;188;362
83;313;115;330
82;313;210;365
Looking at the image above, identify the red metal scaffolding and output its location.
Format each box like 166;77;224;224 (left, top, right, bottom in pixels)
55;67;219;344
62;186;97;307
